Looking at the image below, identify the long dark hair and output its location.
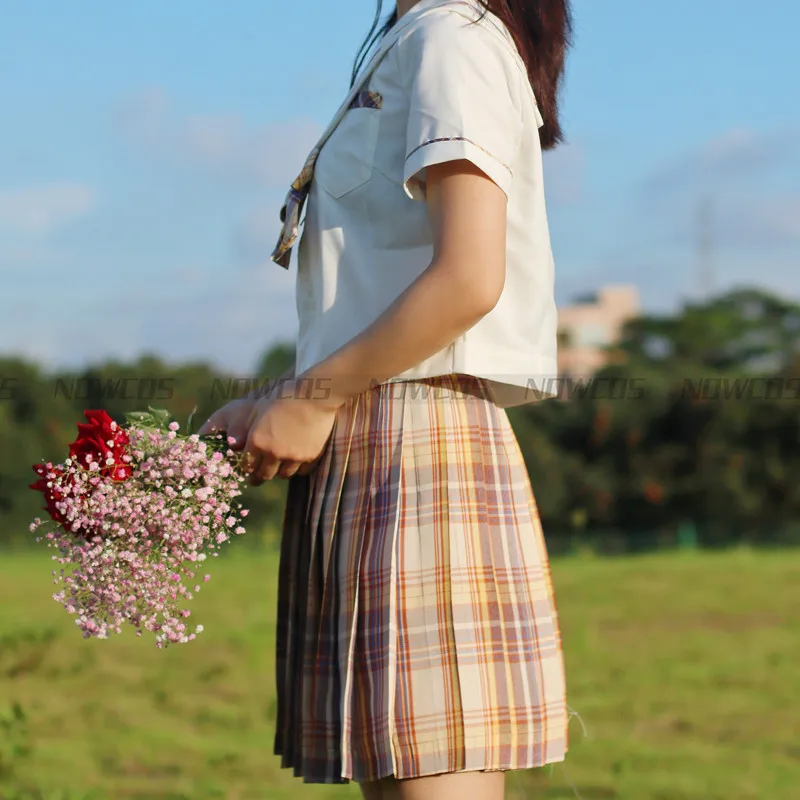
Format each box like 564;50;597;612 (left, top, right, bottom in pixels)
351;1;572;150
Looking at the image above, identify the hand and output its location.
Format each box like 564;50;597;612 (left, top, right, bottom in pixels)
242;385;341;485
197;397;256;450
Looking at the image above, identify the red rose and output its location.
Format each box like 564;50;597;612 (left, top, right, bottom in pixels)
68;410;131;482
108;462;133;481
30;463;102;537
30;411;133;536
29;463;72;526
69;433;106;469
75;410;129;450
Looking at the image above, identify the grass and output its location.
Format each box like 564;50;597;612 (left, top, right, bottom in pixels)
0;545;798;799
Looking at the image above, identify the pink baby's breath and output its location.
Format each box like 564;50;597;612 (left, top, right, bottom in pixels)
30;418;248;647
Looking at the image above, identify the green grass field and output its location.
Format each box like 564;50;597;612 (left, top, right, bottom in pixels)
1;546;798;800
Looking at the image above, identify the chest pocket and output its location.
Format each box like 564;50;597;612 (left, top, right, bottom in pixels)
314;93;382;200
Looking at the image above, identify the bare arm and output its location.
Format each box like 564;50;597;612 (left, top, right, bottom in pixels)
251;365;295;401
230;160;509;483
199;366;295;444
301;159;508;407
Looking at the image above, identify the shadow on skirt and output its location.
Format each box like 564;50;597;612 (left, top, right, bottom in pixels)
274;374;568;784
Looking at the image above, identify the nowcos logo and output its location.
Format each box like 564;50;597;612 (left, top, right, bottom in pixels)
53;377;175;401
0;377;21;400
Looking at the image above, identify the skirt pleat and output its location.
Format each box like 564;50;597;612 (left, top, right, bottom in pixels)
274;375;568;784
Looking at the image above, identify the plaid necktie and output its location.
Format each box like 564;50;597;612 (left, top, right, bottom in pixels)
270;92;384;269
270;145;321;269
269;1;463;270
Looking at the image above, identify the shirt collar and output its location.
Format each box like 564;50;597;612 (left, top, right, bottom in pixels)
374;0;478;61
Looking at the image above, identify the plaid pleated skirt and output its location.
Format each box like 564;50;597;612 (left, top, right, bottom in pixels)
274;374;568;784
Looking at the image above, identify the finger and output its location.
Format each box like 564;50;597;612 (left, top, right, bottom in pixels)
256;453;282;483
297;456;322;476
240;450;262;477
226;419;250;451
278;461;302;480
219;402;256;450
198;411;225;437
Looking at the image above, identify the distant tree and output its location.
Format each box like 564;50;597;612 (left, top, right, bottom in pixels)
619;287;800;375
517;286;800;546
2;288;799;550
256;343;296;380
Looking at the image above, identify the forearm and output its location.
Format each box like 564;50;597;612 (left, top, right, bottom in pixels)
300;258;499;406
248;365;296;401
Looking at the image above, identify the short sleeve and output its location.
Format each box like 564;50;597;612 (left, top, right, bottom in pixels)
400;11;524;201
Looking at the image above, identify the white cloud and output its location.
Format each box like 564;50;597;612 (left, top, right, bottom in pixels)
0;262;298;374
115;86;169;147
116;87;321;190
720;194;800;248
630;127;800;255
232;205;284;266
0;185;95;235
544;143;583;205
754;196;800;242
0;243;59;272
641;127;799;195
648;191;800;255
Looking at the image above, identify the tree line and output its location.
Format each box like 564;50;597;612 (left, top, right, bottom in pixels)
2;288;798;552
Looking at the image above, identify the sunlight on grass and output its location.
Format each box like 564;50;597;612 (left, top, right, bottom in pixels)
1;546;798;799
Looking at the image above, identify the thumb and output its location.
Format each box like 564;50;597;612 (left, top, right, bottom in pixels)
225;418;249;451
225;401;262;450
197;408;228;437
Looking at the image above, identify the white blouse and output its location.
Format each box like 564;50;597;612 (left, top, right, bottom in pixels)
292;0;558;407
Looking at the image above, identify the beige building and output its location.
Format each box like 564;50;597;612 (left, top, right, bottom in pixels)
557;285;640;379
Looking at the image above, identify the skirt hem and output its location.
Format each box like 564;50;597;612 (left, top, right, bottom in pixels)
276;730;570;785
279;752;569;786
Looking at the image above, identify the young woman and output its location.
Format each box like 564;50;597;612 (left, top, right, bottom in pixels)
201;1;573;797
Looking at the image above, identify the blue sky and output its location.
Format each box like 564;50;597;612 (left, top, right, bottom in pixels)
1;0;798;373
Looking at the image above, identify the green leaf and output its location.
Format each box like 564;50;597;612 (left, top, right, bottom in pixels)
147;407;172;424
124;411;154;425
186;405;199;436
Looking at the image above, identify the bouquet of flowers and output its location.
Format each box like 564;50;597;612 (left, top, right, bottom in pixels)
29;408;248;647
